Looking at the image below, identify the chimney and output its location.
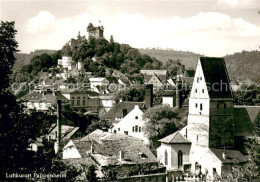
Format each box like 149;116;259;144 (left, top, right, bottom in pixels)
90;142;94;154
119;150;124;161
55;100;62;154
176;76;182;108
144;84;153;109
222;152;226;159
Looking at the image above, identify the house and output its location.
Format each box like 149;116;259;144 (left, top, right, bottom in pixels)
141;70;168;91
89;77;109;90
58;56;75;70
99;94;115;112
20;90;68;111
100;101;145;125
111;105;149;145
46;124;83;142
61;89;100;112
63;129;166;181
157;57;249;178
162;90;176;108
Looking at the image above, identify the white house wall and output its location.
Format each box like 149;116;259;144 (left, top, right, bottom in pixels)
63;140;82;159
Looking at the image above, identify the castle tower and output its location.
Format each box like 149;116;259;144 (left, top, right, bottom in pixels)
87;23;104;39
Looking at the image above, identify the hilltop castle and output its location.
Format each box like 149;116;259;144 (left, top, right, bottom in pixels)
87;23;104;39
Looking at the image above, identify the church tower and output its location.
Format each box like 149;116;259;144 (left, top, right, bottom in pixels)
187;57;234;148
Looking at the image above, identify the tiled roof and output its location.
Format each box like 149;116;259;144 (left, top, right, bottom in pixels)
234;108;255;136
100;101;145;120
210;148;247;164
140;70;168;75
162;90;175;96
234;105;260;124
78;132;157;166
184;70;195;77
200;57;233;99
89;77;106;82
21;91;68;103
158;131;191;144
48;124;80;141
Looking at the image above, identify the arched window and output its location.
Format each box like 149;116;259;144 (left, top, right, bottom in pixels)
165;150;168;165
77;97;80;106
200;103;203;110
82;96;86;106
195;103;198;108
71;97;75;106
178;150;183;168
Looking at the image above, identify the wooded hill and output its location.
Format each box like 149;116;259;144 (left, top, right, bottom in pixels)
139;48;260;84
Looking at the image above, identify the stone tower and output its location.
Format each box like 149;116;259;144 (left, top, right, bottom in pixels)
87;23;104;39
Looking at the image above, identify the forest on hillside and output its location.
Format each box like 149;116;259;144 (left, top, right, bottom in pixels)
139;48;260;84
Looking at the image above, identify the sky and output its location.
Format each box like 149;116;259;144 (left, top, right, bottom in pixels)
0;0;259;56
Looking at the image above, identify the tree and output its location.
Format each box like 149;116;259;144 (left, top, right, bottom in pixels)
0;21;18;94
86;164;98;182
0;21;80;181
85;120;112;134
143;105;185;152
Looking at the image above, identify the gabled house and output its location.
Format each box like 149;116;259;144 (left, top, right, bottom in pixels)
20;91;68;111
63;129;166;181
141;70;168;92
46;124;83;142
100;101;145;125
89;77;109;90
111;105;149;145
157;57;248;178
61;89;100;112
58;56;75;70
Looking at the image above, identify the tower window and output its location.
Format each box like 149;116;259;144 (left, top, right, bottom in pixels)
165;150;168;165
139;127;141;132
135;116;138;119
71;97;75;106
178;150;183;168
195;103;198;108
217;103;219;108
197;135;199;142
202;89;204;93
200;103;203;110
132;126;134;132
135;125;138;132
195;89;197;93
200;77;202;80
224;103;227;108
